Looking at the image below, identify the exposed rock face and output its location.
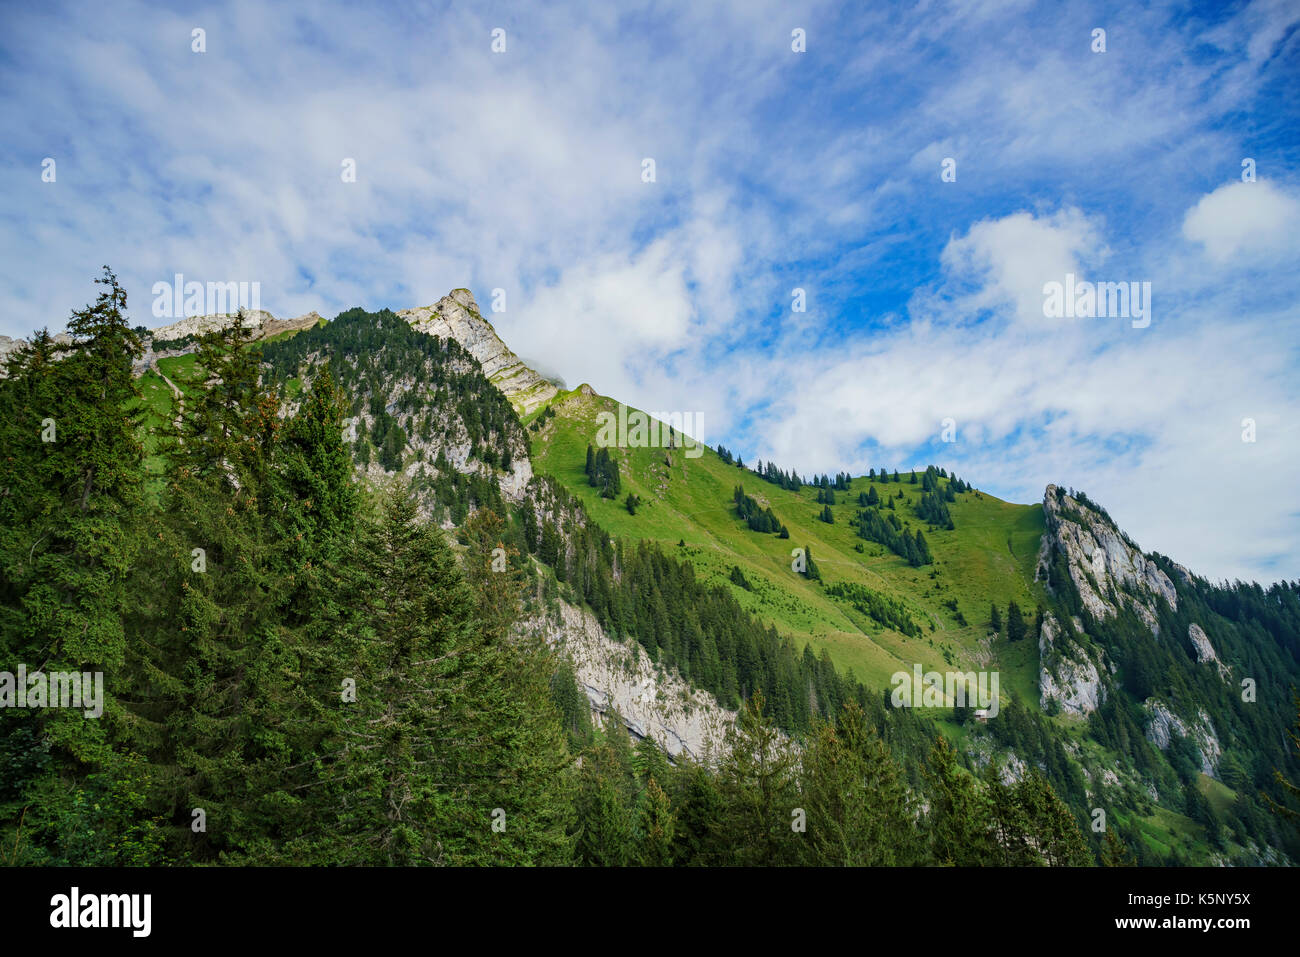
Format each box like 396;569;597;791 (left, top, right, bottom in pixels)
1144;699;1221;777
4;309;323;378
0;334;27;367
1038;612;1105;716
521;597;734;762
0;331;72;375
8;287;558;418
292;352;533;510
147;308;278;342
130;311;324;374
257;310;323;341
1144;699;1183;750
965;739;1028;784
1188;623;1230;681
398;290;557;415
1036;484;1177;636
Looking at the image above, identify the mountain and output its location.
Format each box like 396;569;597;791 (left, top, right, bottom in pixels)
243;291;1299;863
4;278;1298;867
3;288;556;416
397;290;557;415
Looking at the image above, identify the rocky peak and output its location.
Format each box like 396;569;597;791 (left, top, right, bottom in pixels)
1036;484;1177;637
5;287;561;417
397;291;557;415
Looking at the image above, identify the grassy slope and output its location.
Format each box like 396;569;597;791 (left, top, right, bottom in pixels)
122;335;1219;860
527;388;1046;697
527;386;1228;859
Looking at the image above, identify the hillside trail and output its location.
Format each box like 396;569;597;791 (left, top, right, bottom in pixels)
151;360;185;430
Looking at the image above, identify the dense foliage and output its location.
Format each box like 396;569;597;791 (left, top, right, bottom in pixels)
7;273;1293;868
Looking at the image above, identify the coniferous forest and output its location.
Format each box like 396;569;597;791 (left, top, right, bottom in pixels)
5;1;1300;940
2;272;1298;870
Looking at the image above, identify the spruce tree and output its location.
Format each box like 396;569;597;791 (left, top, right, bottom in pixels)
1007;601;1027;642
717;690;799;865
924;736;994;865
797;701;918;865
636;776;676;866
1;268;160;863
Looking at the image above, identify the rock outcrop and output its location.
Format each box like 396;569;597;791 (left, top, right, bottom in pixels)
147;308;277;342
1188;623;1230;681
130;311;324;374
1036;484;1177;636
398;290;557;415
0;334;29;367
521;596;734;762
1038;612;1106;717
1144;698;1221;777
0;331;73;374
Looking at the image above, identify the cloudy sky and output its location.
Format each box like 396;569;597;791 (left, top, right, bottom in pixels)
2;0;1297;582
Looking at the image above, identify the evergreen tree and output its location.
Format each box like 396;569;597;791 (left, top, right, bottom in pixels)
797;700;919;865
636;776;676;866
981;764;1036;866
924;736;994;865
0;268;161;863
1007;601;1027;642
1101;827;1136;866
717;690;799;865
1016;772;1091;865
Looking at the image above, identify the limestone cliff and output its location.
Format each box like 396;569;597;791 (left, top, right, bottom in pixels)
1035;484;1177;637
1188;622;1231;682
520;595;734;762
1144;699;1222;777
1037;611;1107;717
398;290;558;415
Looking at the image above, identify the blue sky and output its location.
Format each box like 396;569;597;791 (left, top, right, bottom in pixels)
1;0;1297;582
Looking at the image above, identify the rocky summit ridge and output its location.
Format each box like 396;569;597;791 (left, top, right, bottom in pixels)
397;290;557;415
2;289;558;416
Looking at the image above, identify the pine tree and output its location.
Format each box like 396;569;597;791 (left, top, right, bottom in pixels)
669;760;723;865
924;735;994;865
1007;601;1027;642
797;701;918;865
717;690;799;865
1101;827;1136;866
982;763;1036;865
1016;772;1091;865
300;491;573;865
276;365;357;570
636;776;676;866
575;737;634;866
0;268;161;863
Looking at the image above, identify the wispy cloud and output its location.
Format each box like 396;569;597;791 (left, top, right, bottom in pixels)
1;0;1296;581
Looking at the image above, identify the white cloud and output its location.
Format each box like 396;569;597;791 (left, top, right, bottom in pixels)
1;0;1297;583
750;207;1300;582
938;207;1105;325
1182;180;1300;264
